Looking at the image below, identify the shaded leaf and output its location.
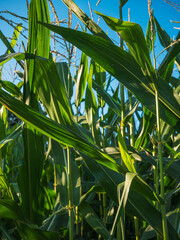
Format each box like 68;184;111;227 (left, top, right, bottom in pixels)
122;101;139;125
0;124;22;149
18;0;51;225
39;23;180;127
56;62;73;99
0;89;125;175
93;80;121;117
79;201;112;239
81;154;178;239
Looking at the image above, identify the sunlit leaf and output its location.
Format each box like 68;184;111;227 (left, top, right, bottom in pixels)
75;52;88;107
118;126;136;173
61;0;112;42
95;11;157;89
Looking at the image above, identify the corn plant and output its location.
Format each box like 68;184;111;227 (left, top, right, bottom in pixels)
0;0;180;239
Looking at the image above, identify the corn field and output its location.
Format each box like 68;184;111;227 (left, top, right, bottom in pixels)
0;0;180;239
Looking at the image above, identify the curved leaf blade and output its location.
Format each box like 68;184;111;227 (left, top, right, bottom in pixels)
39;23;180;127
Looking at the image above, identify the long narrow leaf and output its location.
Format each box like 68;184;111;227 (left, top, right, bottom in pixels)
0;124;22;149
39;23;180;127
0;89;125;175
96;12;157;89
18;0;51;225
0;89;163;203
79;201;112;239
118;127;136;173
61;0;112;42
81;154;179;239
75;52;88;107
0;200;60;240
0;30;24;69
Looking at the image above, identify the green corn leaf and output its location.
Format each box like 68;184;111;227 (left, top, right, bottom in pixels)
51;140;68;206
80;185;105;203
122;101;139;125
61;0;112;42
85;62;99;141
161;58;175;83
0;199;25;221
0;30;24;69
39;23;180;127
33;58;73;126
153;16;178;80
158;32;180;75
27;0;50;91
135;107;155;150
0;124;22;149
6;24;23;54
95;11;157;90
56;62;74;99
93;61;106;108
0;52;25;66
0;89;162;203
81;154;179;239
92;80;121;117
0;80;22;98
32;57;93;146
17;0;51;226
153;16;172;48
0;89;125;175
145;19;156;54
0;52;49;66
110;172;137;236
0;221;15;240
18;223;60;240
118;126;136;173
0;104;7;159
121;0;128;7
0;168;13;199
17;123;45;225
0;200;60;240
75;52;88;107
51;140;80;206
79;201;112;239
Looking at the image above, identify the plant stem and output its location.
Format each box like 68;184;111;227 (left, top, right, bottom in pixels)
120;84;125;138
103;193;106;226
75;206;79;235
119;2;125;240
147;2;168;238
128;91;134;147
76;105;78;123
67;147;74;240
128;92;139;239
134;216;139;240
155;91;169;240
98;193;103;240
119;1;125;138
